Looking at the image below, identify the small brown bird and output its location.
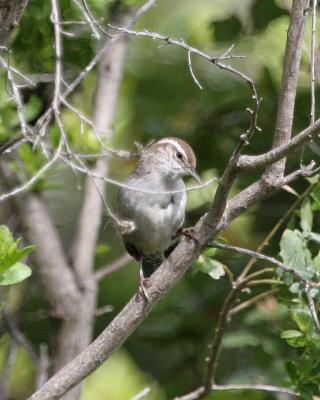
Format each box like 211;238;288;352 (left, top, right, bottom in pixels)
118;137;200;299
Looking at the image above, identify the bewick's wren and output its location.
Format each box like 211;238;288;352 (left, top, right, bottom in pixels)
118;137;200;299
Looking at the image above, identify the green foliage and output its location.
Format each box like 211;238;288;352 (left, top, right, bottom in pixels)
250;0;286;32
194;248;226;280
277;183;320;398
210;15;242;43
0;225;33;286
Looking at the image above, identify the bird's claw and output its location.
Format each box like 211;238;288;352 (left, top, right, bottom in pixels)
138;277;150;301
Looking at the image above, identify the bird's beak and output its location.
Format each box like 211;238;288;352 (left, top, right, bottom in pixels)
187;168;202;184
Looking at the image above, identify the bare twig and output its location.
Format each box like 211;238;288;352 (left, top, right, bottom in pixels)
95;254;133;281
36;344;50;390
71;0;101;39
0;56;28;136
305;283;320;333
173;384;302;400
210;242;320;334
210;242;314;285
0;137;63;201
229;289;278;316
187;50;202;90
2;309;38;364
130;387;151;400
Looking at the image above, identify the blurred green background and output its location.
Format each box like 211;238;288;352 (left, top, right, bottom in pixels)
1;0;319;399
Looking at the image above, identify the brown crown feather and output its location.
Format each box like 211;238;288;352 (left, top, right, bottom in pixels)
149;137;196;169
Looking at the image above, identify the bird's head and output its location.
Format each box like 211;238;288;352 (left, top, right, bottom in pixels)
143;137;201;183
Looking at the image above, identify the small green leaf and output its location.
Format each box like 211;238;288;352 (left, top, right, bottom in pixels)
280;229;312;273
281;330;303;339
0;245;35;273
292;310;314;334
0;263;32;285
95;244;111;256
223;331;260;348
195;255;226;280
203;247;218;258
300;199;313;234
281;330;306;347
208;260;226;280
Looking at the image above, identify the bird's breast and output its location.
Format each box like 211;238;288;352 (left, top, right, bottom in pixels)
118;177;186;254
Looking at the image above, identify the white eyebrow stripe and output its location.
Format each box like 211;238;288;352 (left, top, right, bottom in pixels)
158;138;187;160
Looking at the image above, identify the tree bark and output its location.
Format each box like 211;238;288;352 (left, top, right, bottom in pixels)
0;0;28;47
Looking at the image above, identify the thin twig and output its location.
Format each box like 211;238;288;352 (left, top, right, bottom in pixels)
2;309;38;364
173;384;302;400
187;50;202;90
210;242;314;285
58;153;219;195
130;387;151;400
95;254;133;281
229;289;278;316
305;283;320;333
0;56;28;137
0;137;63;201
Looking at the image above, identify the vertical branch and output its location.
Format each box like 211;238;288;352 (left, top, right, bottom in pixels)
51;0;63;113
264;0;309;183
310;0;317;125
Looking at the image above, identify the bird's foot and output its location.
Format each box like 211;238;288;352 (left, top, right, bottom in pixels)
180;227;200;243
138;277;150;301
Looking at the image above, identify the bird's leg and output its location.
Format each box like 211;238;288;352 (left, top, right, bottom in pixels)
138;262;150;301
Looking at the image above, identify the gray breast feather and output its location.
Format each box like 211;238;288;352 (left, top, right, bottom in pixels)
118;175;186;255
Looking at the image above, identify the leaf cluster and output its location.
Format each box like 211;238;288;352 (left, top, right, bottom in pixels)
0;225;33;286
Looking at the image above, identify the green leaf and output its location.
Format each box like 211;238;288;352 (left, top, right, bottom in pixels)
0;263;32;285
281;330;306;348
203;247;218;258
208;260;226;280
223;331;260;348
292;310;314;334
95;244;111;256
280;229;312;273
0;245;35;273
0;225;34;279
281;330;303;339
300;199;313;234
195;255;226;280
309;232;320;245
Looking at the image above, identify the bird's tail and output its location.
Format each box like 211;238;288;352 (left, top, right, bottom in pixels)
141;253;163;278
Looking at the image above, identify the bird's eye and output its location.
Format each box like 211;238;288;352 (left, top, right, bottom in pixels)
176;151;183;160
